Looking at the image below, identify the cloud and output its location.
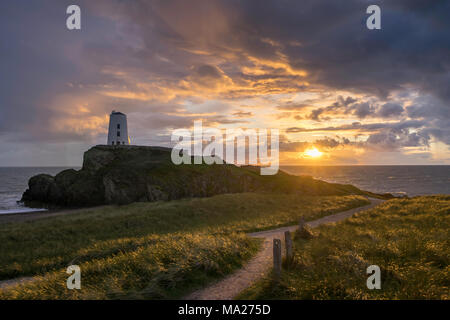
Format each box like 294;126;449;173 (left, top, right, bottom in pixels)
364;129;430;151
286;120;426;133
276;102;310;111
304;96;374;121
307;108;327;121
0;0;449;165
280;137;351;152
305;97;407;122
378;103;404;118
232;111;253;118
351;102;374;119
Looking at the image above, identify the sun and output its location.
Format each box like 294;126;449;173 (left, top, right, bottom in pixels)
303;147;323;158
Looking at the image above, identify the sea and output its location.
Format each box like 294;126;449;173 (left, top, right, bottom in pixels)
0;167;79;215
0;166;449;215
281;165;450;197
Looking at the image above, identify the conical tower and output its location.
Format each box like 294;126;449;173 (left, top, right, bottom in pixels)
107;111;129;145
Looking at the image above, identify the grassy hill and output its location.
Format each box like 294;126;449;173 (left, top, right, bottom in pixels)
21;145;390;208
0;193;369;299
239;196;450;300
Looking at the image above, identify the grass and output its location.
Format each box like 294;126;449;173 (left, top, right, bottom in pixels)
0;193;368;299
239;196;450;300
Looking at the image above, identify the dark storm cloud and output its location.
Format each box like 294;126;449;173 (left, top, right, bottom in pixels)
0;2;73;133
286;119;427;133
352;103;374;119
88;0;449;100
286;118;437;152
196;65;223;79
307;108;327;121
1;0;449;165
405;95;450;145
282;128;430;153
280;137;352;152
0;1;134;142
305;96;375;121
365;130;429;150
378;103;404;118
219;0;449;97
4;0;449;125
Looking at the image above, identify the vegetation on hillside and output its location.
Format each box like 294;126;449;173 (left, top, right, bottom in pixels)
0;193;368;299
239;196;450;300
22;145;389;208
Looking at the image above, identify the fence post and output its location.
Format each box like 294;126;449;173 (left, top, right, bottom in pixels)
285;231;293;263
299;216;305;231
273;238;282;281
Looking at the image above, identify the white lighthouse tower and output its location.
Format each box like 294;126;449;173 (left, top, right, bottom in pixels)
107;111;129;145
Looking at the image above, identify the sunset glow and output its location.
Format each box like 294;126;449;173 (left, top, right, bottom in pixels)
302;147;323;159
0;1;448;167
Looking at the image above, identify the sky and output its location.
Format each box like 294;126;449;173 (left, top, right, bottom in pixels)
0;0;449;166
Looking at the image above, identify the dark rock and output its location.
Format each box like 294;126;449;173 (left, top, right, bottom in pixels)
21;174;57;204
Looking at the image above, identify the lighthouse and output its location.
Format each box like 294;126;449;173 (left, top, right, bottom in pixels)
107;111;129;145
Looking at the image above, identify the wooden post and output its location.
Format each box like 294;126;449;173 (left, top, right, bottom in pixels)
299;216;305;231
285;231;293;263
273;239;282;281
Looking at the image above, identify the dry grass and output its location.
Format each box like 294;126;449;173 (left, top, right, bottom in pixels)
239;196;450;300
0;193;368;299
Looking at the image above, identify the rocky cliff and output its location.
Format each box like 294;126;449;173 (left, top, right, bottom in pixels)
21;145;390;208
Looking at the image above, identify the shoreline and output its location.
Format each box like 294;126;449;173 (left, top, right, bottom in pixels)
0;206;108;225
0;208;48;216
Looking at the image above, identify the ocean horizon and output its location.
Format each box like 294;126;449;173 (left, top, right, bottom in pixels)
0;165;449;214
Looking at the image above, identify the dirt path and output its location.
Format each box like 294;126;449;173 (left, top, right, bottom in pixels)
185;198;384;300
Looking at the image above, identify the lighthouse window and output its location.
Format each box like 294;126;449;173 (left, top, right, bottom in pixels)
117;124;120;129
117;131;120;137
